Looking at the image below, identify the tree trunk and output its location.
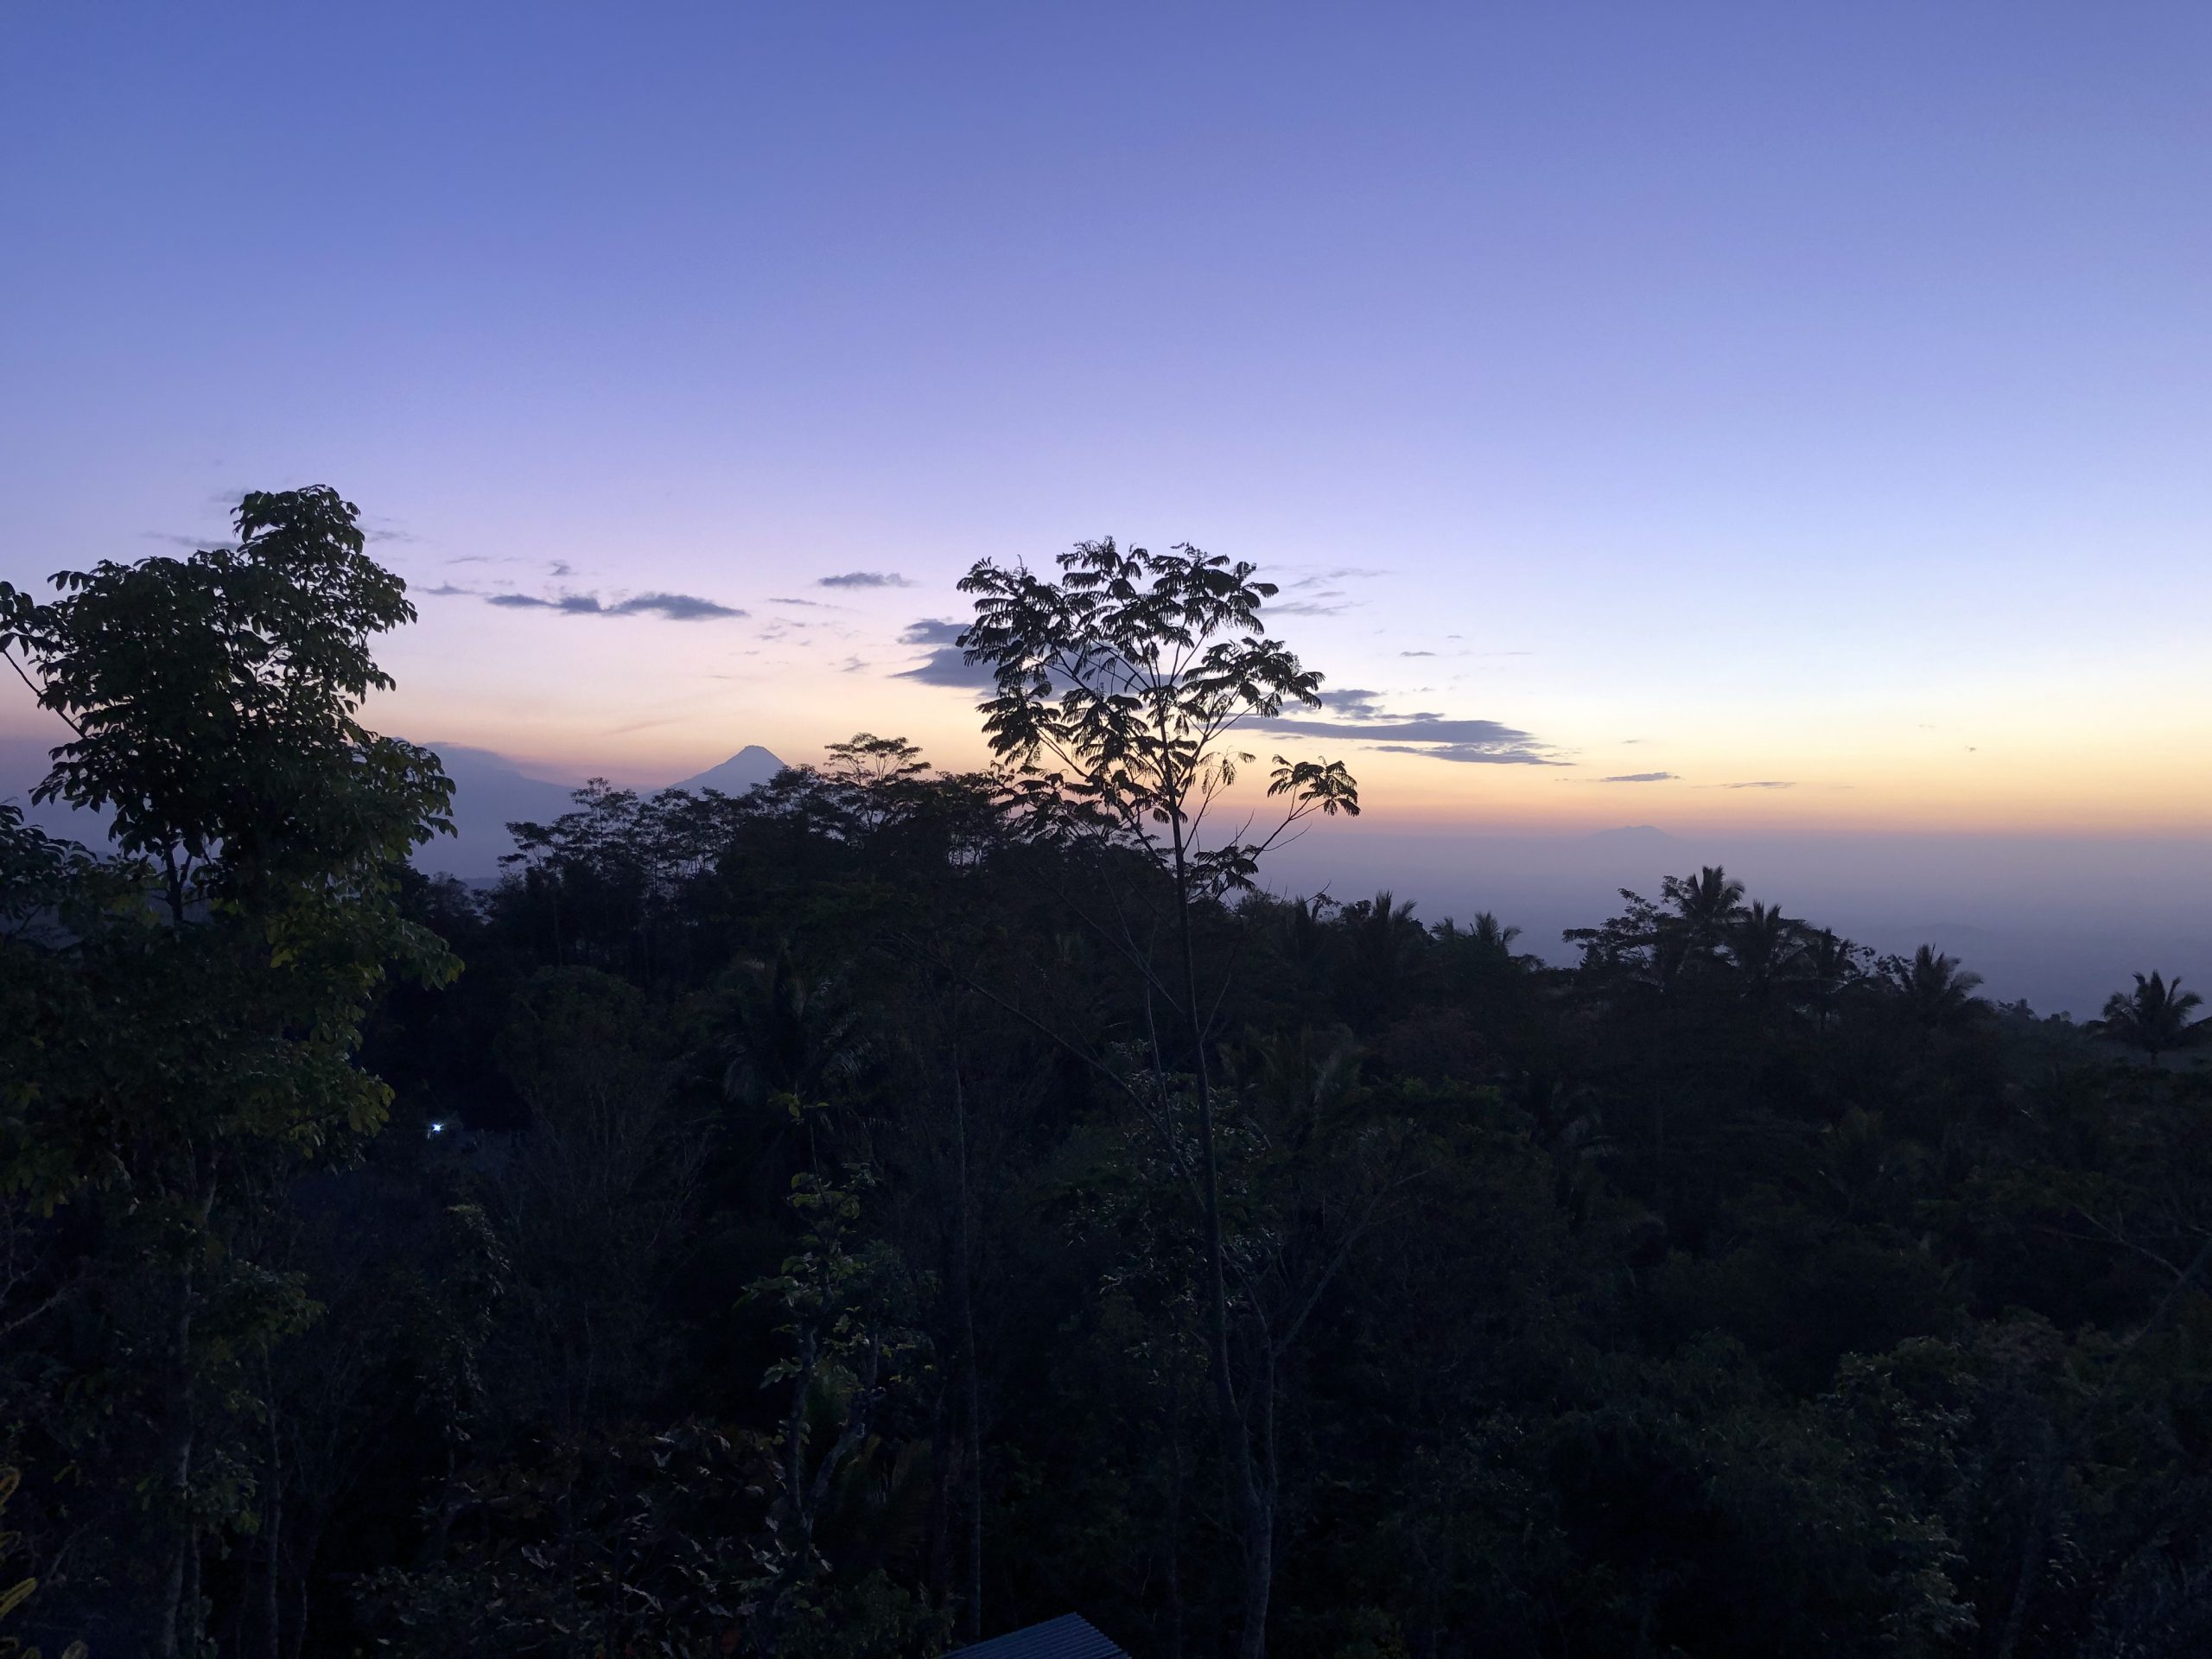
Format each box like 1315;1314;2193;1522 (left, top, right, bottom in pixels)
963;1329;984;1641
1243;1357;1280;1659
1994;1437;2058;1659
262;1357;283;1659
180;1527;202;1659
156;1262;196;1659
925;1380;952;1608
1161;1433;1184;1659
952;1052;985;1643
1168;810;1272;1659
1240;1524;1274;1659
280;1515;322;1659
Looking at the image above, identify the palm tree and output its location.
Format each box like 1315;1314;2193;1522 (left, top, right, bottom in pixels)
1223;1026;1360;1141
1795;927;1866;1033
1726;899;1800;1001
1662;865;1748;945
1435;911;1530;982
1887;944;1987;1033
1340;889;1425;1027
2095;971;2205;1067
1467;911;1523;960
721;948;873;1109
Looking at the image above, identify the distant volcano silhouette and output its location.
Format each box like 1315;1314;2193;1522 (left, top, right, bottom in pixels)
674;745;785;795
418;743;786;879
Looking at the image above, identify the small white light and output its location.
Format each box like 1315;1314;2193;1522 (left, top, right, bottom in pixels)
429;1120;447;1135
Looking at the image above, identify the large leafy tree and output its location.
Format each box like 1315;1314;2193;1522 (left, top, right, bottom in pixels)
0;488;454;1658
958;537;1360;1659
3;486;448;921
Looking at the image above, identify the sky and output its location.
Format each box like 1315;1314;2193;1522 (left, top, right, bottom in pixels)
3;4;2209;871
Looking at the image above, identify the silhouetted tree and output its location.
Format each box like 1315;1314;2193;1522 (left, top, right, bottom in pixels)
1886;943;1989;1033
1664;864;1748;951
958;537;1357;1659
2096;971;2205;1067
0;488;454;1657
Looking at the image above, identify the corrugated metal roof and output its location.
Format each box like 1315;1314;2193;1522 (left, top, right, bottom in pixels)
948;1612;1129;1659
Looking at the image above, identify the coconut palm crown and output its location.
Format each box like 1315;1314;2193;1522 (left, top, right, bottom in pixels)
2096;971;2206;1065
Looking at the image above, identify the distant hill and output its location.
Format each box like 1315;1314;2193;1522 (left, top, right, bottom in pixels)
420;747;585;879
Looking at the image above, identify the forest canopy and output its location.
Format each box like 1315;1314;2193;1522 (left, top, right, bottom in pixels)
1;498;2208;1659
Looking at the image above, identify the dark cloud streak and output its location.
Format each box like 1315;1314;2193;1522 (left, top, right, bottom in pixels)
1252;690;1562;766
1372;743;1563;766
486;590;745;620
143;531;235;550
1257;715;1541;746
893;616;991;687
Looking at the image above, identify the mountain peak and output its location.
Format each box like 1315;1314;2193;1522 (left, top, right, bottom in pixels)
675;747;786;795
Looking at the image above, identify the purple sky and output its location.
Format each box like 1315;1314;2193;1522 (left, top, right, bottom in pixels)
3;4;2209;1003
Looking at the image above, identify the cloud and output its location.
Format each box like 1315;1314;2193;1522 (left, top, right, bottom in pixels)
1316;687;1387;718
891;615;1000;689
547;560;575;577
487;594;599;613
486;590;745;620
819;571;913;589
1599;772;1679;784
1268;593;1351;617
772;596;826;607
1721;779;1795;790
616;592;747;620
421;583;479;597
1372;743;1562;766
149;523;415;552
900;655;999;689
1250;689;1563;766
898;650;995;689
1252;568;1383;619
1285;565;1386;586
1399;650;1435;658
1264;715;1548;746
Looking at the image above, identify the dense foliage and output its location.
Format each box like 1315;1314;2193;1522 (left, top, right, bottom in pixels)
3;508;2209;1658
